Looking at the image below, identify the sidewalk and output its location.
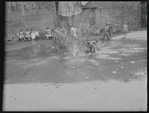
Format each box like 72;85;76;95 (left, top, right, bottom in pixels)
112;30;147;40
5;30;147;51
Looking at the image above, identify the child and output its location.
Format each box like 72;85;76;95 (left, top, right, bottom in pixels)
108;22;112;39
123;21;128;38
51;28;58;49
31;28;36;44
34;31;39;40
16;30;20;41
45;27;52;40
102;23;110;40
85;39;99;53
86;42;96;53
70;25;79;55
70;25;78;38
51;27;62;50
18;29;25;41
25;29;31;41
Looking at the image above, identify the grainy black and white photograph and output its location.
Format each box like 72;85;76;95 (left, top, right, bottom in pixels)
3;1;147;111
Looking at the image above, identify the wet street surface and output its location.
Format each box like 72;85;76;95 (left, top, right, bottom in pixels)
4;38;147;84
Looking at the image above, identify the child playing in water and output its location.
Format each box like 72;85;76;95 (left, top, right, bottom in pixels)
86;42;96;53
85;39;99;53
70;25;78;38
123;21;128;39
31;28;36;44
70;25;79;55
102;23;110;40
108;22;112;39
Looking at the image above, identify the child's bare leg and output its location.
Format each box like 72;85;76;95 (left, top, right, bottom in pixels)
32;39;35;44
102;33;105;40
32;39;33;44
52;37;56;48
107;32;110;40
125;33;127;38
124;32;127;38
34;39;36;44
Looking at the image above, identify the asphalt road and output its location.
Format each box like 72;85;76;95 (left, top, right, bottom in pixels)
3;30;147;111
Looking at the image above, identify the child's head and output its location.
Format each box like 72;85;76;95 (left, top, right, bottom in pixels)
46;27;49;30
20;29;23;32
26;29;29;31
31;28;34;31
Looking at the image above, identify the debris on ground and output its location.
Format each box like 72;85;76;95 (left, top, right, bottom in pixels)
112;71;117;74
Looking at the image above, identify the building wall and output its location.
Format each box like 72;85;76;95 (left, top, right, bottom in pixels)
6;2;141;35
6;2;56;35
89;2;140;30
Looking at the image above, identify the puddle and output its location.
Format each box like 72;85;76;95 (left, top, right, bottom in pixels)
5;39;147;84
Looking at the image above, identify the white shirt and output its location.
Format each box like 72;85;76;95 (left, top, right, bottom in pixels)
123;24;128;31
71;27;77;37
46;29;51;36
31;32;35;39
19;31;24;39
25;31;31;37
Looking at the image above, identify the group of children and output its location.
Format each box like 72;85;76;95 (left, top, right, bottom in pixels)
16;21;128;54
85;21;128;53
102;21;128;40
17;28;39;44
102;22;112;40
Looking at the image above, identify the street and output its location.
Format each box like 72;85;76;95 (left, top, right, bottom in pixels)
3;30;147;111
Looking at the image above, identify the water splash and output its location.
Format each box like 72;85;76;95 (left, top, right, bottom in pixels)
54;9;93;56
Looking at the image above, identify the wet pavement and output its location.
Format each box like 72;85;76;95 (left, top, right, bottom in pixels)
4;38;147;84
